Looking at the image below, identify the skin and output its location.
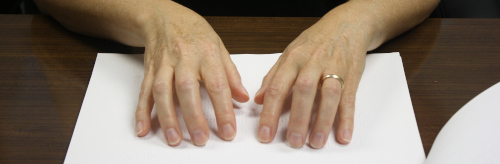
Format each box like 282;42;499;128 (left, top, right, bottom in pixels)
34;0;439;148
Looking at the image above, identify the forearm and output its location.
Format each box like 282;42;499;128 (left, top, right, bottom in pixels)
33;0;198;47
319;0;440;51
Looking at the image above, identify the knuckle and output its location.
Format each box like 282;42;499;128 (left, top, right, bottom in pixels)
314;119;331;128
185;113;205;123
136;106;150;115
201;42;219;55
262;74;271;82
188;37;219;58
322;84;342;97
261;109;279;120
265;82;285;98
342;95;356;109
351;60;365;73
138;88;150;99
294;78;315;94
161;113;178;122
279;56;301;69
206;77;228;94
310;47;328;58
215;111;233;121
171;39;190;56
340;115;354;123
289;115;309;126
175;77;198;92
152;80;172;94
280;56;296;66
262;73;275;84
286;47;302;56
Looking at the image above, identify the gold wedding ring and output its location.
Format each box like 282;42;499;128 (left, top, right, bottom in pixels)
322;74;344;90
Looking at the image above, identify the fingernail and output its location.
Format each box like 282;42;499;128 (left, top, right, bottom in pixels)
165;128;181;145
258;126;271;143
310;133;325;149
255;88;263;97
343;129;352;142
288;132;303;148
241;84;249;97
222;124;236;140
135;121;143;135
192;130;208;146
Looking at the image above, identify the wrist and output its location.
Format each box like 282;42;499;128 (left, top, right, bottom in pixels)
139;1;208;46
319;1;382;51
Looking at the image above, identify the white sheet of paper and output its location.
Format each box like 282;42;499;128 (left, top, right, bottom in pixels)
426;82;500;164
64;52;425;164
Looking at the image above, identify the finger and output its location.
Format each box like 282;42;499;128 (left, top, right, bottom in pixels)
201;59;237;141
336;75;361;145
152;65;183;146
175;62;209;146
135;67;155;137
254;56;282;104
286;66;322;148
308;74;343;148
258;61;298;143
221;52;249;103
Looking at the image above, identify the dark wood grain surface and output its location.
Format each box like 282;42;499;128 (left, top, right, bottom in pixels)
1;15;499;163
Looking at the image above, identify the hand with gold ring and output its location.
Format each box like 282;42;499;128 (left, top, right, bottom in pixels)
254;17;367;148
322;74;344;90
254;0;439;148
254;4;370;149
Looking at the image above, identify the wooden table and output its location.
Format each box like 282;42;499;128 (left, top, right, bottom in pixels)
1;15;499;163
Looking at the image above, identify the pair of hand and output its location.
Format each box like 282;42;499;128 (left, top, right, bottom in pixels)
134;3;368;149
